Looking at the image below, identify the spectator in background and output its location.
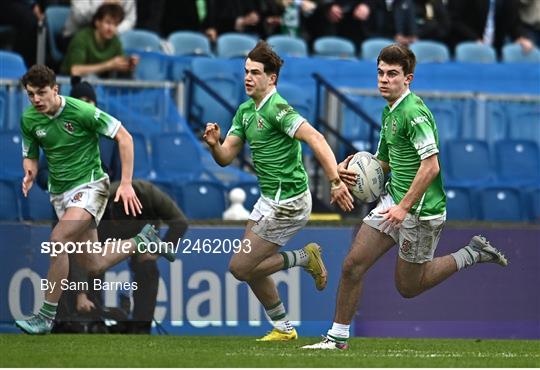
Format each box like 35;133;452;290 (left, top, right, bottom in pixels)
60;0;136;53
98;180;189;334
61;3;139;78
213;0;282;39
413;0;450;43
135;0;166;35
0;0;45;66
316;0;378;48
448;0;534;57
371;0;417;46
519;0;540;47
161;0;218;42
276;0;318;39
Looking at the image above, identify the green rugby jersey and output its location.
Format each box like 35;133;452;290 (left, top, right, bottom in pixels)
21;96;121;194
227;89;308;201
376;91;446;218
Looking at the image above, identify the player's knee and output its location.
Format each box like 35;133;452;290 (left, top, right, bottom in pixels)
229;261;251;282
86;261;106;276
395;281;420;299
341;256;367;281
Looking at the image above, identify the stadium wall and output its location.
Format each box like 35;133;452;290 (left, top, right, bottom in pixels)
0;224;538;339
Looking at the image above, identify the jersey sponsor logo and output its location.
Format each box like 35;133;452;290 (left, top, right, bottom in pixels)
64;122;74;133
71;191;84;203
391;119;397;134
35;129;46;138
411;116;428;126
257;117;265;129
276;104;293;122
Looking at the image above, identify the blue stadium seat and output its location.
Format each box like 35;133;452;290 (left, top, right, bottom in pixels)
494;140;540;186
277;82;314;123
168;31;211;56
216;33;257;58
168;55;196;81
134;51;169;81
485;101;509;146
22;186;53;221
0;51;26;78
0;180;21;221
455;42;496;63
313;36;356;58
177;181;227;219
190;58;242;132
132;133;153;180
120;29;162;52
341;96;370;141
444;140;494;186
360;38;393;61
507;103;540;147
266;35;308;57
423;99;461;145
502;44;540;63
0;132;23;180
531;188;540;221
410;40;450;63
98;136;118;178
478;187;525;221
45;6;70;65
230;181;260;211
445;186;475;220
151;133;205;182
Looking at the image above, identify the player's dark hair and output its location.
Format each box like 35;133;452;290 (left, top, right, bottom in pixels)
247;40;284;84
92;3;125;27
377;44;416;75
20;64;56;89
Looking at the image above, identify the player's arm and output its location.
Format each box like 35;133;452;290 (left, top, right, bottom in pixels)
294;121;354;212
113;125;143;215
202;123;243;166
71;56;131;76
22;158;38;197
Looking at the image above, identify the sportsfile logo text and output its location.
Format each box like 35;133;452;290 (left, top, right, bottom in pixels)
40;238;252;257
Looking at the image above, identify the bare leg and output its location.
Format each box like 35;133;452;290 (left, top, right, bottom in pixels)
334;223;395;324
46;207;95;303
77;227;138;276
229;221;283;307
394;255;457;298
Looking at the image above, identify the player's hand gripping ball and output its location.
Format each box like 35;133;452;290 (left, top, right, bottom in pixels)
346;151;385;203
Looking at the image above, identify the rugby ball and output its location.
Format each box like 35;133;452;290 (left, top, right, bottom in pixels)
346;152;385;203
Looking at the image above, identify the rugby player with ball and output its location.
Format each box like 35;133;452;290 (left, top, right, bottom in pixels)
303;44;508;350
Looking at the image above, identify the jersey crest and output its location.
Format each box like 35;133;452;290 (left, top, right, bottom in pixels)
71;191;84;203
64;121;74;133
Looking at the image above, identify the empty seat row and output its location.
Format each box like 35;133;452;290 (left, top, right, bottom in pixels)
340;96;540;151
446;186;540;221
0;177;260;221
442;139;540;187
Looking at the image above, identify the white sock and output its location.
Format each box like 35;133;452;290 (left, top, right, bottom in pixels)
280;249;309;268
327;322;350;342
266;301;293;333
451;246;479;270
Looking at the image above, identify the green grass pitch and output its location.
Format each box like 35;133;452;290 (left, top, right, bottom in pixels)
0;334;538;367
